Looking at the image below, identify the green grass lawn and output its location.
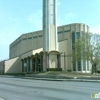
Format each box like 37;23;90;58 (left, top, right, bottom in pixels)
35;71;100;77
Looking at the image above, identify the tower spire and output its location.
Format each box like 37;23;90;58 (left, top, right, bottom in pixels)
43;0;58;52
43;0;61;70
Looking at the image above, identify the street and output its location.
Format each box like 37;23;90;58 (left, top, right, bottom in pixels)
0;75;100;100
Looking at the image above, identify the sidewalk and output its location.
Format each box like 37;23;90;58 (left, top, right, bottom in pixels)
25;71;100;83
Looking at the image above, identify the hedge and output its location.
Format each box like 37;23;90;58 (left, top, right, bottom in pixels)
47;68;62;71
97;71;100;73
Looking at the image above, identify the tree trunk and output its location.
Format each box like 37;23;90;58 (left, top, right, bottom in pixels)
91;64;93;74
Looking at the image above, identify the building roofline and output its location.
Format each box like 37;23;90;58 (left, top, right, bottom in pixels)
10;23;89;46
57;23;89;28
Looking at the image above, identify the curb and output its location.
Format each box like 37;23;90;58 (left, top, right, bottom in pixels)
24;77;100;83
25;74;100;83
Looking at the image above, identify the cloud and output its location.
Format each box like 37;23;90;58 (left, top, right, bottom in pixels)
90;25;100;34
58;12;75;26
9;17;18;21
0;29;21;60
65;13;75;20
0;29;21;45
57;0;61;5
27;10;42;31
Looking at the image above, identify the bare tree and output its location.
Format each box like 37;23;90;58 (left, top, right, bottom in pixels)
72;32;100;73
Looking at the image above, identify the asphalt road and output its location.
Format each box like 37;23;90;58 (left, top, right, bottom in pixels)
0;75;100;100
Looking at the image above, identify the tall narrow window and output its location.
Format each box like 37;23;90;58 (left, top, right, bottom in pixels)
78;61;81;71
72;32;76;71
83;59;86;71
73;63;76;71
76;32;81;71
87;61;89;71
76;32;80;39
72;32;75;50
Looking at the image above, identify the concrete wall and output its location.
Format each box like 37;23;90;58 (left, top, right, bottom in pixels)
58;26;63;41
10;31;43;59
49;54;57;68
9;23;90;73
27;33;33;51
5;57;21;73
10;36;21;59
22;34;27;54
50;25;57;51
32;48;43;55
66;32;72;71
20;48;43;59
10;23;89;59
58;23;89;72
38;31;43;48
69;23;90;73
21;50;33;59
59;40;67;71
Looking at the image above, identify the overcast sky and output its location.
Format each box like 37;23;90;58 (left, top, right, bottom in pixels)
0;0;100;60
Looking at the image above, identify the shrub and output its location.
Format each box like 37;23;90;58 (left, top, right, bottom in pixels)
97;71;100;73
47;68;62;71
67;70;72;72
4;73;25;76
